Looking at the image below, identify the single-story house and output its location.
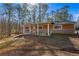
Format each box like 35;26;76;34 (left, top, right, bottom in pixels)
23;21;75;36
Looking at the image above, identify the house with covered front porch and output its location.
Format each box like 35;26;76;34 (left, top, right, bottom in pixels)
23;21;75;36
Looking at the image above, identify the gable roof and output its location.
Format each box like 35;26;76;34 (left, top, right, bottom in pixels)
24;20;76;26
53;20;76;25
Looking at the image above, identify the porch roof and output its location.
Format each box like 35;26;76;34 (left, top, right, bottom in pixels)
24;22;54;26
24;21;75;27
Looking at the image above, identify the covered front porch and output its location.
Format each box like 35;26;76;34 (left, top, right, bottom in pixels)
23;23;53;36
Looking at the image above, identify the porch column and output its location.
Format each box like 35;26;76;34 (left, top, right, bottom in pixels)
23;25;25;34
37;24;39;35
29;25;31;34
47;23;50;36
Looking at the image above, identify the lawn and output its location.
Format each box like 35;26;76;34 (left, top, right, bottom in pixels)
0;34;79;56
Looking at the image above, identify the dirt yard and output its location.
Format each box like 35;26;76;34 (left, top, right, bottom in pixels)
0;34;79;56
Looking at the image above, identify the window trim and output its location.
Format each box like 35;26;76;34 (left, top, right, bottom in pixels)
53;25;62;30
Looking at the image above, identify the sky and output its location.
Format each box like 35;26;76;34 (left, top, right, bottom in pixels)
0;3;79;21
48;3;79;21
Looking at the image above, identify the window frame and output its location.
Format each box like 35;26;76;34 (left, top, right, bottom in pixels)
53;25;62;30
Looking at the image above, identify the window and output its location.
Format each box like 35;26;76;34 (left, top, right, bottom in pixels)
25;27;29;29
39;26;42;29
53;25;62;30
25;27;29;32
